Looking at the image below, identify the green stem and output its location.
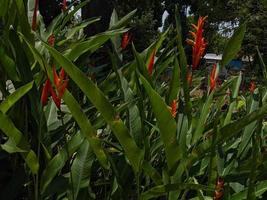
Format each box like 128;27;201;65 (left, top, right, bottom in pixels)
60;109;75;200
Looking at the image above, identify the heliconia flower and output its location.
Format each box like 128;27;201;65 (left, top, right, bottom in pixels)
48;34;55;46
249;81;256;93
186;16;208;70
62;0;67;11
41;66;68;109
148;49;156;75
209;64;218;93
187;70;193;86
41;79;51;106
32;0;39;31
52;66;68;99
214;177;224;200
121;32;131;50
170;100;177;118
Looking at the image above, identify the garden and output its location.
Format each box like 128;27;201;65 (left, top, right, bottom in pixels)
1;0;267;199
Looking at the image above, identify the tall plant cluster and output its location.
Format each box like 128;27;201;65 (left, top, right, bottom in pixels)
1;1;267;200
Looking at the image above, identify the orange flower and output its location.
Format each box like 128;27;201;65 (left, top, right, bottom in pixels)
121;32;131;50
249;81;256;93
170;100;177;118
209;64;218;93
41;66;68;109
148;49;156;75
41;79;51;106
186;16;208;70
52;66;68;99
48;34;55;46
32;0;39;31
187;70;193;86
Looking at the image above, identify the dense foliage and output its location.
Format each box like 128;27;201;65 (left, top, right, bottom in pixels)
1;1;267;200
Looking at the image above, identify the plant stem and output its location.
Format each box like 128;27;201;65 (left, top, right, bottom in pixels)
60;109;75;200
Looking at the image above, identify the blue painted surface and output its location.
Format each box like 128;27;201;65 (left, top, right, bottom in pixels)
228;59;243;70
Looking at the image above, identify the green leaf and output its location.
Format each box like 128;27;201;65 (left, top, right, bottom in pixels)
139;74;180;173
218;103;267;144
119;72;143;146
237;91;259;157
0;81;33;114
192;93;214;144
0;48;20;81
44;43;144;173
63;91;109;169
109;9;137;30
40;132;85;194
220;23;246;68
71;140;94;200
175;6;191;121
223;72;242;125
231;180;267;200
65;29;126;61
140;183;213;200
167;57;180;104
0;111;39;174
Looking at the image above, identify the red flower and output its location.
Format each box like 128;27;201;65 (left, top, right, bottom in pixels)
214;177;224;200
187;70;193;86
121;32;131;50
148;49;156;75
249;81;256;93
41;66;68;109
62;0;67;11
186;16;208;70
209;64;218;93
170;100;177;118
41;79;51;106
52;66;68;99
32;0;39;31
48;34;55;46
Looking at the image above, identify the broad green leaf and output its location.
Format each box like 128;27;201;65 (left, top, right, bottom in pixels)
71;140;94;200
119;72;143;146
40;132;84;193
175;6;191;122
143;161;163;185
231;180;267;200
44;44;144;173
0;111;39;174
0;48;20;81
0;81;33;113
167;57;180;104
63;90;109;169
218;103;267;144
139;74;180;173
65;28;126;61
140;183;213;200
192;92;214;144
109;9;137;30
220;23;246;67
237;90;260;157
224;72;242;125
65;18;100;40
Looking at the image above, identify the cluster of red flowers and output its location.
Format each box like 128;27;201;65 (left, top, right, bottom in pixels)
214;177;224;200
41;35;68;109
41;66;68;109
187;16;208;70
